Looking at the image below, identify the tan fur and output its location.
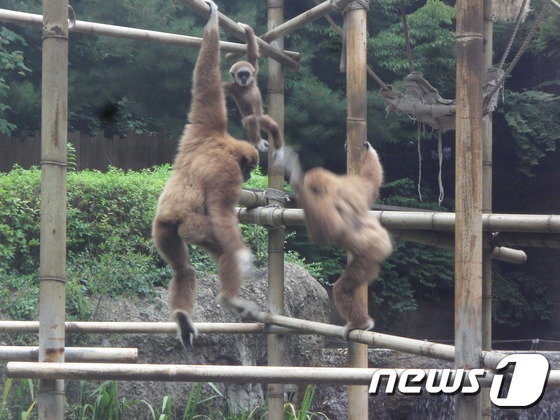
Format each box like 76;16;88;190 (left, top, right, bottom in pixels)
283;143;392;331
152;0;259;349
223;24;284;152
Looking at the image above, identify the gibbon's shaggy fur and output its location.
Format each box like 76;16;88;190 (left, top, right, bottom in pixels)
152;0;259;350
280;143;393;335
223;23;284;156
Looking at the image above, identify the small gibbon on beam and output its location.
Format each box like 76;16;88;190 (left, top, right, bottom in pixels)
279;143;393;336
224;23;284;159
152;0;259;350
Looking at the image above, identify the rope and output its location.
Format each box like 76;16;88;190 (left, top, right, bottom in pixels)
437;131;444;206
342;0;370;12
400;3;415;73
488;0;551;99
417;126;423;201
498;0;530;69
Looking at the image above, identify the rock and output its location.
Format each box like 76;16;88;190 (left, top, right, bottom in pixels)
70;262;333;414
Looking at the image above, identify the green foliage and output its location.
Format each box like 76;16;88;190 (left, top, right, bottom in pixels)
284;385;326;420
370;0;455;95
0;378;36;420
496;89;560;176
0;26;30;134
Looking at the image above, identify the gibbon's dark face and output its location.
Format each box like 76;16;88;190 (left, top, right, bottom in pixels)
234;68;254;87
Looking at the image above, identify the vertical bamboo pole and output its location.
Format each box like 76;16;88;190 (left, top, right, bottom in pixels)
345;2;369;419
38;0;68;418
455;0;484;418
267;0;285;418
482;0;493;417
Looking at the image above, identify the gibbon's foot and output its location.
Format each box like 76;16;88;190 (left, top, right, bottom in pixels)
342;319;375;340
204;0;218;11
275;146;302;186
272;147;285;165
218;295;259;319
235;248;255;277
172;310;198;350
257;139;269;152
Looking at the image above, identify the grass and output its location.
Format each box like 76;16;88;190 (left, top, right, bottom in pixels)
0;379;328;420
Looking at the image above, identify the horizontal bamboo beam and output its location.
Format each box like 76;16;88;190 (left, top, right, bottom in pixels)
493;232;560;249
0;346;137;363
0;9;300;61
10;362;560;387
0;321;299;335
391;230;526;264
236;207;560;234
177;0;300;69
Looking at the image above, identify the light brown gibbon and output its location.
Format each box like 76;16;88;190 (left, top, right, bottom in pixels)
279;142;393;336
152;0;259;350
223;23;284;158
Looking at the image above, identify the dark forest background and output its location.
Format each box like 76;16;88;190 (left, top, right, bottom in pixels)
1;0;560;345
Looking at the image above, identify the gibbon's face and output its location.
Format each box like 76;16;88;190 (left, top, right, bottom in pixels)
230;62;255;87
233;67;254;87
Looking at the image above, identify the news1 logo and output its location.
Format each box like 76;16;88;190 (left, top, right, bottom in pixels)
369;354;550;408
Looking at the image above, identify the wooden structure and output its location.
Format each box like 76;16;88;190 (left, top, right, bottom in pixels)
1;0;559;418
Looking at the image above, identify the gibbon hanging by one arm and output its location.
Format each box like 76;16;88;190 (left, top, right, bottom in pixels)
152;0;259;350
223;23;284;158
280;143;393;336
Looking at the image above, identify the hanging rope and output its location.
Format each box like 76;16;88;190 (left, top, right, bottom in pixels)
498;0;530;69
400;3;415;73
488;0;551;99
416;126;423;201
437;131;444;206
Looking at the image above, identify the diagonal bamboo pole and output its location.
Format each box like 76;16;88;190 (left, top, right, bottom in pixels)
178;0;299;69
0;9;300;60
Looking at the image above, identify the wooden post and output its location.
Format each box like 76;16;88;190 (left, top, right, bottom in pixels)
267;0;286;419
455;0;484;418
345;2;369;419
482;0;493;418
38;0;68;418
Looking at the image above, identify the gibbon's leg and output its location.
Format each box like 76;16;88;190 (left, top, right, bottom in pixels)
258;115;284;154
333;253;377;337
206;187;255;305
152;220;198;349
242;115;268;152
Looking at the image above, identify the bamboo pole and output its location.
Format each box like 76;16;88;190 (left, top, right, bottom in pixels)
390;230;526;264
266;1;286;418
258;0;356;43
236;207;560;233
177;0;299;70
38;0;69;417
551;0;560;11
482;2;494;415
493;232;560;248
0;8;300;61
0;321;300;335
345;2;369;418
455;0;484;417
14;362;560;386
0;347;138;363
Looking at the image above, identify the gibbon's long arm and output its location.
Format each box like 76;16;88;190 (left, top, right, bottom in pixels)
187;0;227;133
244;25;259;73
